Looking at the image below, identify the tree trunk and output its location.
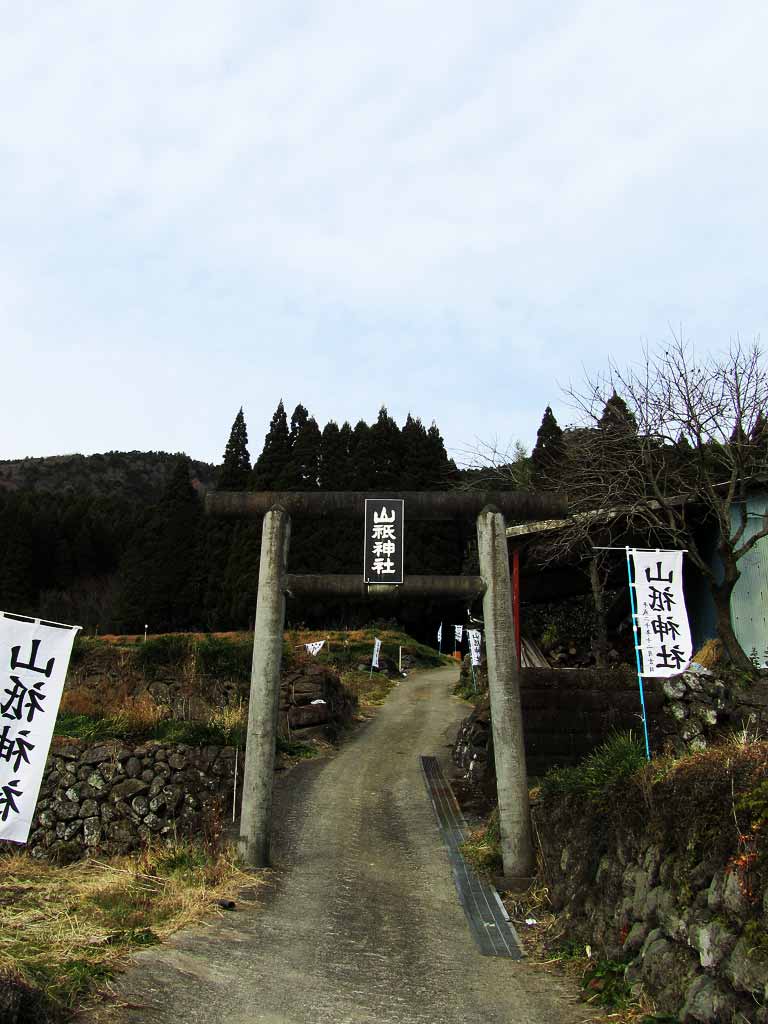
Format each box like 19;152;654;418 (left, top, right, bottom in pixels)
712;575;755;675
589;557;608;667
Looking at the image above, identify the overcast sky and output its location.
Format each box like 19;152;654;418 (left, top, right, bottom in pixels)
2;2;766;467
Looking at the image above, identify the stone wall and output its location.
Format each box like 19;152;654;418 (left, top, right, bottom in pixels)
28;736;241;863
454;661;745;791
534;753;768;1024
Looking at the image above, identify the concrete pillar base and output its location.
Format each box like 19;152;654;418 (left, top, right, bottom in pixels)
493;874;536;895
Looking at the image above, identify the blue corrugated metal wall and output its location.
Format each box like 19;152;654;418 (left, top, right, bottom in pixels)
729;492;768;662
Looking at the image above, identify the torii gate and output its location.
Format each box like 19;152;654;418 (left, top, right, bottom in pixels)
206;490;566;884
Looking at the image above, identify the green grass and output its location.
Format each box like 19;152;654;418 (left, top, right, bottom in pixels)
540;731;647;805
459;809;503;877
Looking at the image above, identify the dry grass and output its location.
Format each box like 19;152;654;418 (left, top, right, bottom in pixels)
207;698;247;737
0;839;255;1017
691;637;723;668
340;668;397;708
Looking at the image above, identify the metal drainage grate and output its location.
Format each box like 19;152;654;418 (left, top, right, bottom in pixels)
420;755;524;959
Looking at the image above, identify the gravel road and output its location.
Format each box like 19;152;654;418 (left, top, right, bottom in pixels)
82;664;582;1024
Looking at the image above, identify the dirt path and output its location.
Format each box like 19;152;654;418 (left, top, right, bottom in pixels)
83;665;582;1024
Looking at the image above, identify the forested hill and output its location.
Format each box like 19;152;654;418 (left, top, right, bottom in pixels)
0;403;466;639
0;452;216;501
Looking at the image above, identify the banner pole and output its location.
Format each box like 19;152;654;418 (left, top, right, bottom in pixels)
625;546;651;761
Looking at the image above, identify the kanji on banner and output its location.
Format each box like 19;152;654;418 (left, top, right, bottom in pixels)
629;550;692;677
363;499;404;584
454;625;463;643
0;613;80;844
467;629;482;667
371;637;382;668
437;623;442;645
305;641;325;657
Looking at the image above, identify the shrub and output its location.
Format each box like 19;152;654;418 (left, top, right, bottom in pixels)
541;731;647;805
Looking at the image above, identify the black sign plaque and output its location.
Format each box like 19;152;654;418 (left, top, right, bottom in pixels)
363;499;404;584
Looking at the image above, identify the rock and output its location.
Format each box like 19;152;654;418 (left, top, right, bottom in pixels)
124;757;142;778
143;813;163;831
724;935;768;999
131;795;149;817
623;921;648;955
81;741;124;765
680;975;737;1023
692;704;718;727
79;799;99;819
167;752;186;770
669;701;688;720
110;779;149;802
723;870;749;921
49;840;82;865
708;869;725;912
690;919;737;969
56;820;83;840
53;799;80;821
141;769;155;782
632;868;650;919
83;817;101;847
107;820;136;846
663;678;687;700
87;770;108;793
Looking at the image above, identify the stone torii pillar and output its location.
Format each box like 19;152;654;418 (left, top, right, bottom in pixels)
206;490;567;872
477;507;534;884
239;506;291;868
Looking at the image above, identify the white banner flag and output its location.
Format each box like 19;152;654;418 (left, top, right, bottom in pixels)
629;550;692;677
305;641;325;657
0;613;80;844
437;623;442;644
454;625;463;643
467;629;483;667
372;637;382;668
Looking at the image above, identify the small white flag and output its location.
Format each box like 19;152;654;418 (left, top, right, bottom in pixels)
454;625;463;643
305;641;325;657
467;629;482;667
0;613;81;845
437;623;442;644
372;637;382;668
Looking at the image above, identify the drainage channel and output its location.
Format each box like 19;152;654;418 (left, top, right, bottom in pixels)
420;755;524;959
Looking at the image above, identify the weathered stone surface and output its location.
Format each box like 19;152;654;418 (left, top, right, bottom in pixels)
124;757;142;778
723;870;749;921
83;817;101;846
623;921;648;955
30;728;248;861
724;936;768;999
110;779;149;802
680;975;737;1023
87;770;107;792
81;741;124;764
107;820;136;845
690;919;737;969
79;799;99;819
663;678;687;700
53;799;80;821
131;795;149;817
